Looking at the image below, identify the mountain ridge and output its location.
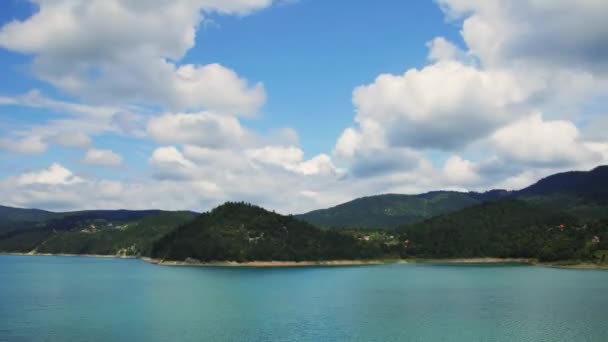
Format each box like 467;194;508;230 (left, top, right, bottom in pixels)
297;166;608;229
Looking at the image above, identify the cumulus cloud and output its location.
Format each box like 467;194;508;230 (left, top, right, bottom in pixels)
149;146;198;180
15;163;83;186
83;149;123;167
332;1;608;187
0;0;270;114
438;0;608;72
343;60;537;152
427;37;466;63
442;155;482;186
490;113;603;168
147;112;249;148
247;146;336;176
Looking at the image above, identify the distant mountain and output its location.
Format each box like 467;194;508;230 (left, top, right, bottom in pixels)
0;206;172;234
296;190;509;229
0;205;58;223
514;166;608;220
0;208;197;256
0;205;61;234
298;166;608;229
151;202;388;262
518;166;608;196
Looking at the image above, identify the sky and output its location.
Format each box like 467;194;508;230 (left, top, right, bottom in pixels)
0;0;607;214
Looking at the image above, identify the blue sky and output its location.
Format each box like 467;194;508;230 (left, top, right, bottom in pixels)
187;0;461;156
0;0;607;213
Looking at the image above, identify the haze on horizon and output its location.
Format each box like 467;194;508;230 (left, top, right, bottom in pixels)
0;0;607;214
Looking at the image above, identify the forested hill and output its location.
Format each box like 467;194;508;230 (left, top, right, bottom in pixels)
515;166;608;220
297;165;608;229
0;209;197;256
151;202;386;262
0;205;60;234
0;205;171;235
518;166;608;196
397;199;608;262
296;191;509;229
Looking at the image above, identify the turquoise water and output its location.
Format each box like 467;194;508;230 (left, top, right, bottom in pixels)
1;256;608;341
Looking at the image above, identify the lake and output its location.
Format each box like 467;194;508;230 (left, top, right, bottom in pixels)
1;255;607;341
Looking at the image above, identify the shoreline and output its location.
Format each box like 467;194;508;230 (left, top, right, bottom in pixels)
141;257;397;267
539;262;608;270
411;257;537;265
2;253;607;269
0;252;136;259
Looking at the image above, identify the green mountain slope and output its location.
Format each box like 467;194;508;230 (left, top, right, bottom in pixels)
398;200;608;262
518;166;608;196
296;191;505;229
0;210;197;256
0;205;61;234
0;205;59;223
151;202;387;262
298;165;608;230
514;166;608;220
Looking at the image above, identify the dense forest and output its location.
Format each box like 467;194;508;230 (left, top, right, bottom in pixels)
295;191;499;229
397;200;608;262
298;166;608;229
151;202;390;262
0;210;196;256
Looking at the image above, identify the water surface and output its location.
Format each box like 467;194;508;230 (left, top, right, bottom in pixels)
1;255;607;341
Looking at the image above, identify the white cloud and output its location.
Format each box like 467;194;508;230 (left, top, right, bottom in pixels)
149;146;198;180
346;60;537;151
83;149;123;167
172;63;266;115
147;112;249;148
247;146;336;176
0;91;143;152
296;154;336;176
490;113;602;167
427;37;465;63
4;90;118;118
0;136;47;154
442;155;481;186
15;163;83;185
0;0;270;113
48;132;91;148
438;0;608;72
247;146;303;168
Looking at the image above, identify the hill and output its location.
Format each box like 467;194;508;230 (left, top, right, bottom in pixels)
0;209;197;256
0;205;62;234
397;199;608;262
518;166;608;196
514;166;608;220
151;202;388;262
297;166;608;229
296;191;509;229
